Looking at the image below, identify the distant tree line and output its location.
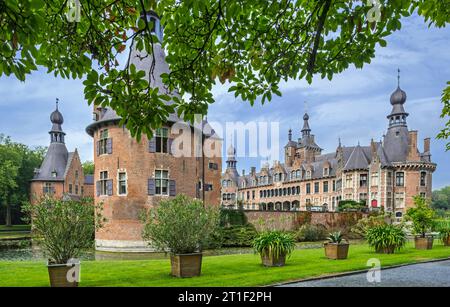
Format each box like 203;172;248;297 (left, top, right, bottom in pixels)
0;134;46;226
432;186;450;218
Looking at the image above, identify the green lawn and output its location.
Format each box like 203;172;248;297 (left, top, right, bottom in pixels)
0;241;449;287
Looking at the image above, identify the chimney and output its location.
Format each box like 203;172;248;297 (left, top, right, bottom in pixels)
250;167;256;175
424;138;430;153
407;130;419;160
242;169;246;176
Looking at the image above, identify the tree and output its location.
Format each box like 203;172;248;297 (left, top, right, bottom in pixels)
432;186;450;211
406;195;436;238
0;0;449;141
82;160;94;175
0;135;45;226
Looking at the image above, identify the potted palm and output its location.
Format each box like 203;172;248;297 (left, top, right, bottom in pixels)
366;224;406;254
253;231;296;267
406;196;436;250
141;194;219;277
22;196;103;287
324;231;349;260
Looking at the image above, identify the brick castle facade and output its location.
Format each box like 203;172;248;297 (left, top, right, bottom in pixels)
221;74;436;218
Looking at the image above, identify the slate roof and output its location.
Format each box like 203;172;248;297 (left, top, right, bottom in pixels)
86;42;220;139
344;145;370;171
33;143;69;182
84;174;94;185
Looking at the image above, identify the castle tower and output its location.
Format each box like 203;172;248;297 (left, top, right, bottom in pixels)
86;10;222;252
296;112;322;163
31;99;90;202
383;69;410;162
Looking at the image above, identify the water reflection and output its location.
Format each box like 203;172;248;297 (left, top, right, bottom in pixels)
1;240;350;262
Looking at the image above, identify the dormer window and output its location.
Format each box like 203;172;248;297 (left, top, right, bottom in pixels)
323;168;329;177
51;170;57;178
306;170;311;179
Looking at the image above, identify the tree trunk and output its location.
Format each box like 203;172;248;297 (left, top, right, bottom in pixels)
5;203;12;227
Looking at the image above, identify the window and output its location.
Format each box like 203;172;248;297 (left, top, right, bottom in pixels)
371;173;378;186
81;186;84;196
247;191;250;200
43;183;53;194
75;170;79;180
395;192;405;208
323;168;329;177
208;162;218;170
99;129;109;155
99;171;108;195
75;185;79;195
296;186;300;195
359;193;367;202
323;181;329;193
118;172;127;195
156;128;169;153
346;175;352;188
420;171;426;187
252;191;255;200
420;192;426;198
306;183;311;194
395;172;404;186
387;172;393;186
69;184;73;194
332;180;336;192
360;174;368;187
314;182;319;193
306;170;311;179
386;192;392;210
155;170;169;195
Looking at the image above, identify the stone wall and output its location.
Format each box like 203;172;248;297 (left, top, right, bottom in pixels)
244;210;366;232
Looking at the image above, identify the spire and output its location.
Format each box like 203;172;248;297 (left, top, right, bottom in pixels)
288;128;292;141
387;68;408;128
49;98;65;143
226;142;237;169
301;112;311;137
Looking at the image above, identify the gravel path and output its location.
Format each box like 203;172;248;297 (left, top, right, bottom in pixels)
280;260;450;287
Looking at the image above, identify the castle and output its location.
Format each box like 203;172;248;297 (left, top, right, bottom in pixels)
30;100;94;202
221;74;436;218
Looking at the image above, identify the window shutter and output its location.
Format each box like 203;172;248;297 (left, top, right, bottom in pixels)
96;141;100;156
148;137;156;153
96;181;100;197
106;138;113;154
167;138;173;154
169;180;176;196
148;178;156;195
106;179;113;196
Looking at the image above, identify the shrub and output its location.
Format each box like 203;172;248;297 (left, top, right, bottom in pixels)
435;219;450;243
351;212;393;238
366;224;406;253
338;200;367;212
22;197;104;264
141;194;219;254
295;224;327;242
219;224;258;247
253;231;296;259
406;195;436;238
219;208;248;227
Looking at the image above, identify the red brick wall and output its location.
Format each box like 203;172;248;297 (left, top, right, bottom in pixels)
244;211;366;232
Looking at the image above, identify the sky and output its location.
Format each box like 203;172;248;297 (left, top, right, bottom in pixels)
0;13;449;189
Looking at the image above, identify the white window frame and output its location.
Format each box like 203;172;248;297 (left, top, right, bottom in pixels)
117;171;127;196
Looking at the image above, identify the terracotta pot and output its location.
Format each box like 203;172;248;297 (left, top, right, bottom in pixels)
47;261;80;287
415;236;434;250
260;251;286;267
170;253;202;278
375;246;396;254
443;236;450;247
324;242;349;260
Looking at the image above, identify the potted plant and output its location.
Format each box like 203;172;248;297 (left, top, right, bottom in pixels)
436;221;450;246
366;224;406;254
141;194;219;278
406;196;436;250
324;231;349;260
253;231;296;267
22;196;103;287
